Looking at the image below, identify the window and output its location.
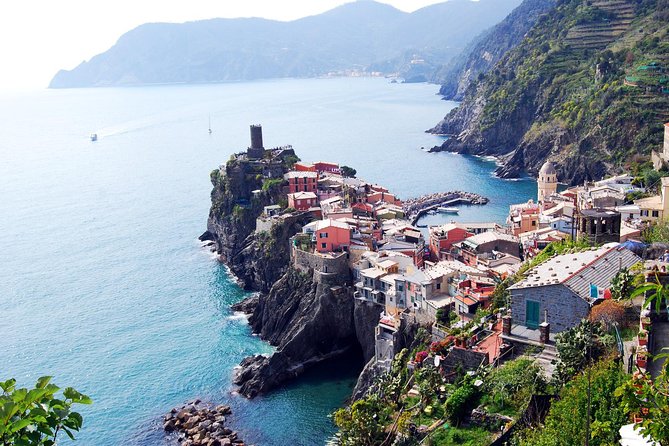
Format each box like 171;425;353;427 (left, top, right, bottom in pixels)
653;210;660;218
531;221;536;226
436;283;441;290
319;232;328;238
321;242;327;249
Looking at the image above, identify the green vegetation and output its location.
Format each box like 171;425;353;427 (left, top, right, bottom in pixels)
515;359;628;446
481;358;545;417
617;353;669;444
454;0;669;179
428;426;492;446
514;237;590;280
552;320;615;386
334;336;548;445
643;219;669;243
0;377;91;445
340;166;357;178
261;178;284;192
283;154;300;168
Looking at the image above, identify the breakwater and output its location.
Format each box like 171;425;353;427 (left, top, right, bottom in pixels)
404;191;489;225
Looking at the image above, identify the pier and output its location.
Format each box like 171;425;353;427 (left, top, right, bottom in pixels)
403;191;489;225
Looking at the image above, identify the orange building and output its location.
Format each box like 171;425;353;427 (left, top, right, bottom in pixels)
315;219;351;253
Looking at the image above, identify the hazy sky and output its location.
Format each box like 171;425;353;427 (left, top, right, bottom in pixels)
0;0;447;90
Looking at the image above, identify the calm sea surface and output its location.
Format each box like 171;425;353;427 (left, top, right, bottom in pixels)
0;77;535;445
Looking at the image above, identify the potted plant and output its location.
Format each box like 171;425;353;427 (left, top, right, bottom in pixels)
636;348;649;369
638;329;648;346
641;316;651;330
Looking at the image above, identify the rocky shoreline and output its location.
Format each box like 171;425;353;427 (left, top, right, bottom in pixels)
163;400;248;446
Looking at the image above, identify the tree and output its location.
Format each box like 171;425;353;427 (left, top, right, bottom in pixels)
0;376;92;446
616;352;669;445
610;267;635;301
333;395;388;446
485;358;545;413
553;320;614;386
340;166;357;178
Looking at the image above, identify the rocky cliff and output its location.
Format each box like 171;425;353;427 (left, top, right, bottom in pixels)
435;0;557;101
430;0;669;185
205;152;385;398
202;155;308;293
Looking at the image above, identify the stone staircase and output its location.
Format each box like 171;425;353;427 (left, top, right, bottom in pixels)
534;344;558;377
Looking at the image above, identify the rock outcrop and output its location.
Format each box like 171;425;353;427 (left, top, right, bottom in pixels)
233;268;361;397
164;401;245;446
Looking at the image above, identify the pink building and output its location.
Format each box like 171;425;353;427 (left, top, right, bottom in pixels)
285;171;318;194
366;191;400;205
315;219;351;253
429;224;473;261
288;191;318;211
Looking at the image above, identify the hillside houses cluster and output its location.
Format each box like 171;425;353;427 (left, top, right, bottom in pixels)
243;125;654;381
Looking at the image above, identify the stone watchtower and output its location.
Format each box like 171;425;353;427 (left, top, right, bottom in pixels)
247;124;265;159
537;161;558;204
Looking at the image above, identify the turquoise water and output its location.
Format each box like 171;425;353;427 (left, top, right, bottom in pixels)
0;78;534;445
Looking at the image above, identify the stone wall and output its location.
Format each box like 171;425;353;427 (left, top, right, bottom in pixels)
441;347;489;376
510;284;590;333
291;247;350;283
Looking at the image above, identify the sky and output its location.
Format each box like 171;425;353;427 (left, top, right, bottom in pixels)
0;0;447;90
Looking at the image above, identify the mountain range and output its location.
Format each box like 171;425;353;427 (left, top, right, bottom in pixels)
49;0;522;88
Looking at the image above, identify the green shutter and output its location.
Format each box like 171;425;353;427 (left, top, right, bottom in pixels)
526;300;540;329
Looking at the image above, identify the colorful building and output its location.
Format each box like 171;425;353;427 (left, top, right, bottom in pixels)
287;191;318;211
285;171;318;194
315;219;351;253
428;223;473;260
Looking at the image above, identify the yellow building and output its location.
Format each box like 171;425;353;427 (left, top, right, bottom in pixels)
635;177;669;221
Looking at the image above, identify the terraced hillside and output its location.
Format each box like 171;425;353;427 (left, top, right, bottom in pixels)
430;0;669;185
565;0;635;49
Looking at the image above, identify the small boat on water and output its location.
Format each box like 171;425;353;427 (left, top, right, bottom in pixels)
90;133;98;142
437;206;459;213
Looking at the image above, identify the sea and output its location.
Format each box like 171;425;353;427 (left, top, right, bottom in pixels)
0;77;535;445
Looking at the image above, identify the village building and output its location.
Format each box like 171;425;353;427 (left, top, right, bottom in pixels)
651;122;669;170
508;244;640;334
314;219;351;253
285;170;318;194
287;191;318;211
454;231;521;267
635;177;669;221
575;208;622;244
508;201;541;236
458;222;503;235
428;223;473;260
577;184;626;210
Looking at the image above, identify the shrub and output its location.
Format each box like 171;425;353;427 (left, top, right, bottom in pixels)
445;383;477;423
589;300;626;329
